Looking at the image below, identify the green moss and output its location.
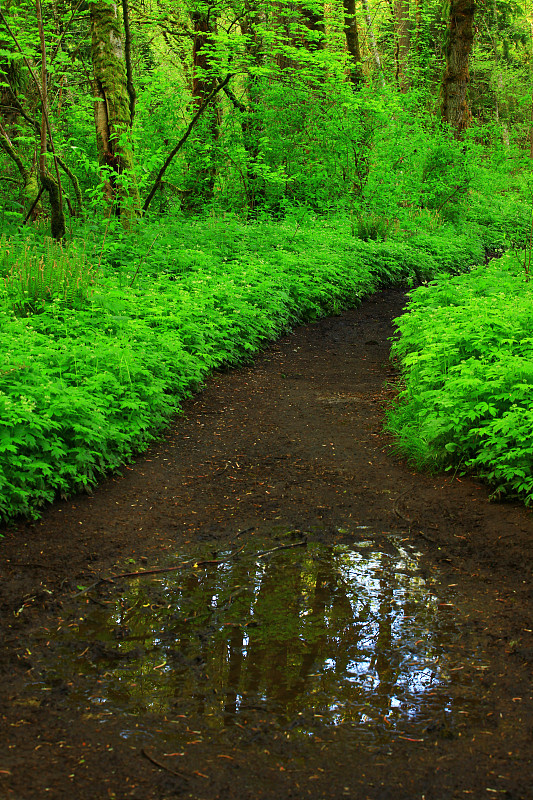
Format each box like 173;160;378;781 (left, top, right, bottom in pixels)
90;1;139;214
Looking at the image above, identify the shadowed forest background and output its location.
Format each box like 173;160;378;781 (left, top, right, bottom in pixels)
2;0;533;520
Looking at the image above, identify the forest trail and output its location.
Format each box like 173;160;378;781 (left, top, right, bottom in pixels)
1;289;532;799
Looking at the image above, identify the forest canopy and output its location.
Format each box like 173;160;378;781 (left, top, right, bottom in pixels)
2;0;533;227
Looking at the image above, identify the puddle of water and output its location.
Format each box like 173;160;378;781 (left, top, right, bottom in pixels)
32;533;482;746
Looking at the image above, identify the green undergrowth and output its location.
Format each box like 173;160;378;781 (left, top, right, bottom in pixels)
387;254;533;503
0;213;520;522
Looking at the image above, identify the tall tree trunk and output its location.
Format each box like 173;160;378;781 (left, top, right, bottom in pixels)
529;16;533;158
36;0;65;240
236;1;266;211
90;0;139;217
183;2;219;211
361;0;385;87
441;0;476;135
414;0;423;55
491;14;509;150
301;0;325;50
275;0;324;69
343;0;364;88
394;0;410;91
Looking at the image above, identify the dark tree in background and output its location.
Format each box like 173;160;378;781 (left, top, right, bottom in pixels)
441;0;476;135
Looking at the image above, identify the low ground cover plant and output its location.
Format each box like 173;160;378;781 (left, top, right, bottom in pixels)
387;254;533;503
0;200;531;522
0;212;493;522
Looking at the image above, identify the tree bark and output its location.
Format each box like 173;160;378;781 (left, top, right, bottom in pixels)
90;0;139;217
361;0;385;87
441;0;476;135
343;0;364;88
0;10;44;220
529;18;533;158
274;0;324;69
36;0;65;240
182;1;220;211
0;122;42;219
394;0;410;91
301;0;325;50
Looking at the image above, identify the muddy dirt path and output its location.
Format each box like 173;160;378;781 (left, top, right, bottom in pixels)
1;289;532;800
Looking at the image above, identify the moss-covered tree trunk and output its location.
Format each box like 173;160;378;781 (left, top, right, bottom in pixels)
90;0;139;217
0;120;43;221
441;0;476;135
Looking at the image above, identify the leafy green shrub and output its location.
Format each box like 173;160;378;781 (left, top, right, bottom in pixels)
387;255;533;502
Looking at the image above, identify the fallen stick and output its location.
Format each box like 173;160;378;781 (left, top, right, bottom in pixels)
141;748;189;780
113;544;246;579
70;540;307;597
71;577;115;598
255;541;307;558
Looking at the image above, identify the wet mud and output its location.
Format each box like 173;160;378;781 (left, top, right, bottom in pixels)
1;289;532;799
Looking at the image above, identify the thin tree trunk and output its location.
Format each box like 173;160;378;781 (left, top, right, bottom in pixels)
36;0;65;239
0;122;42;219
238;0;265;210
394;0;410;91
361;0;385;87
121;0;136;123
182;2;220;211
441;0;476;135
143;74;231;215
343;0;364;88
529;17;533;158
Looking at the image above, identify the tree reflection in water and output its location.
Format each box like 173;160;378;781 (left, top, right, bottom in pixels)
47;535;466;740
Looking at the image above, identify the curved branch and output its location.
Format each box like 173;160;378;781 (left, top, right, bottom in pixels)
142;73;232;215
0;121;28;181
223;83;247;113
55;154;83;213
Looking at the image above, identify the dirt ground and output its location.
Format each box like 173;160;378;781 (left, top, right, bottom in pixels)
1;288;532;800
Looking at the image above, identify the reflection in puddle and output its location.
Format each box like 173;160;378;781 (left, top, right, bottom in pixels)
36;534;479;744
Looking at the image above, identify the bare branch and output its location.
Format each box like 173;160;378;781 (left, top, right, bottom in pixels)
142;73;233;215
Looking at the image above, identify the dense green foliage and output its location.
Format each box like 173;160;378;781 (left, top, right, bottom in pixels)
0;212;488;521
1;0;533;521
387;254;533;503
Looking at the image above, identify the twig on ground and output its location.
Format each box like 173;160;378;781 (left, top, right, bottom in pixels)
255;541;307;558
141;747;189;780
71;577;115;598
70;540;306;597
113;544;246;579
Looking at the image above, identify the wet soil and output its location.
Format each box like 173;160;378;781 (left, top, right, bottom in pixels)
1;288;532;800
